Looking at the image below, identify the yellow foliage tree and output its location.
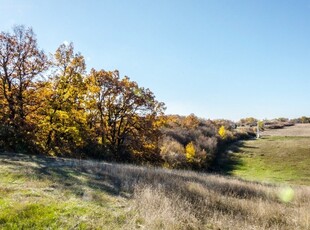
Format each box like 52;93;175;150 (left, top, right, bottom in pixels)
185;142;195;163
218;125;227;139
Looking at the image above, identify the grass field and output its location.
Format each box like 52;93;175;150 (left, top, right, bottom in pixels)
261;124;310;137
0;152;309;229
220;136;310;186
217;124;310;186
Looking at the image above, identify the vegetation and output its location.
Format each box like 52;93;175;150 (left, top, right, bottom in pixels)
291;116;310;124
160;115;255;169
0;25;164;163
218;125;227;139
0;25;255;170
1;25;310;229
216;125;310;185
0;152;309;229
0;153;129;229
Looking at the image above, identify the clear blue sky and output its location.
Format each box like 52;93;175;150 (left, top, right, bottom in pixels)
1;0;309;120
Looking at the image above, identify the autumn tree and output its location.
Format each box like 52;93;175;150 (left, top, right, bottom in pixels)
37;42;88;155
85;69;118;153
182;113;199;129
0;25;48;151
218;125;227;139
185;141;195;163
86;69;165;161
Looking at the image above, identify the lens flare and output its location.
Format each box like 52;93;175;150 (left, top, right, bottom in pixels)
279;187;294;203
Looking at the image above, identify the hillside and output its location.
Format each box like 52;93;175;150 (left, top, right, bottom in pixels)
0;152;309;229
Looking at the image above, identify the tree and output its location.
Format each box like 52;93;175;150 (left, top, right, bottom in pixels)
0;25;167;163
87;69;165;161
300;116;310;124
0;25;48;151
182;114;199;129
218;125;227;139
38;42;88;155
0;26;48;124
185;141;195;163
85;69;118;152
160;136;186;168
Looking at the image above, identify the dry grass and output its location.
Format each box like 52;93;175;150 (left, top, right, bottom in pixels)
262;124;310;137
0;153;309;229
66;158;310;229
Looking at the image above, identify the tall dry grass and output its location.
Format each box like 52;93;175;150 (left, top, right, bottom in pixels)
75;159;310;230
2;153;309;229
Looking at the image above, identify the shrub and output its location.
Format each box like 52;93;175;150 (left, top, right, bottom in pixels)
218;126;227;139
185;142;195;163
160;136;187;168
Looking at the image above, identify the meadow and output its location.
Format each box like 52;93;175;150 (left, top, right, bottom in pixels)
1;17;310;230
261;124;310;137
0;150;309;229
218;124;310;185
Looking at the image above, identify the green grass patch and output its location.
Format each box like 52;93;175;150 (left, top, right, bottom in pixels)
226;136;310;185
0;199;127;230
0;155;131;229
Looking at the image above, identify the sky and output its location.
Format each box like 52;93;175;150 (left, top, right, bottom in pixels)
0;0;309;121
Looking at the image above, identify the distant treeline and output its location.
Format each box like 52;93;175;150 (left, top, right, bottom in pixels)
0;26;307;170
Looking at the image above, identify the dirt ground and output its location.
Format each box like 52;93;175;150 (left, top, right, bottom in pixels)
261;124;310;136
